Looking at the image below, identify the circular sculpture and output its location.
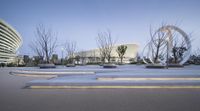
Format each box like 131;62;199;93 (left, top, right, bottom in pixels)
142;25;191;65
0;19;22;63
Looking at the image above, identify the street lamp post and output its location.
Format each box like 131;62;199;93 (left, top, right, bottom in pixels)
166;37;170;69
61;47;64;65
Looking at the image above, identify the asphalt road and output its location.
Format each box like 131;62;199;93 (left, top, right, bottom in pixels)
1;68;200;111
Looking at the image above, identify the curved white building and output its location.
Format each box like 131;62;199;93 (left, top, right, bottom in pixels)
0;19;22;63
76;44;139;63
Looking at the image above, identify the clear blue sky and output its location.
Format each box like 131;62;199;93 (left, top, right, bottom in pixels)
0;0;200;57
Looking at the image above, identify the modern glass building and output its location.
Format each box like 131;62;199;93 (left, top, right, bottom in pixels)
0;19;22;63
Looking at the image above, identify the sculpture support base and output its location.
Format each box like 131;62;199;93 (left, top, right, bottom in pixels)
38;64;56;69
66;64;76;67
168;64;184;68
146;64;166;69
103;64;117;68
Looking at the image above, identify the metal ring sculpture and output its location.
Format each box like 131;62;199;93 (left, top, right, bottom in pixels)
142;25;191;65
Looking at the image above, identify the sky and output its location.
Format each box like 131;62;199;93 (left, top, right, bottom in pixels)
0;0;200;57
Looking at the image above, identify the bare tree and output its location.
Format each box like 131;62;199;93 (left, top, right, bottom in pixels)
31;24;57;63
171;35;187;63
65;40;77;64
149;25;168;63
30;43;44;60
96;30;116;63
148;24;191;65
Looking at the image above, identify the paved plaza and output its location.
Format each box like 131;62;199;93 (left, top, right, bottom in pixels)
9;65;200;88
1;65;200;111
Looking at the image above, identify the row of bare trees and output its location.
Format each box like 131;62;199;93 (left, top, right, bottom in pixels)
31;24;77;64
31;23;190;66
31;24;129;65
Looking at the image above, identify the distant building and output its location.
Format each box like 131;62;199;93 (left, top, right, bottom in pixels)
13;55;24;65
0;19;22;63
76;44;139;64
